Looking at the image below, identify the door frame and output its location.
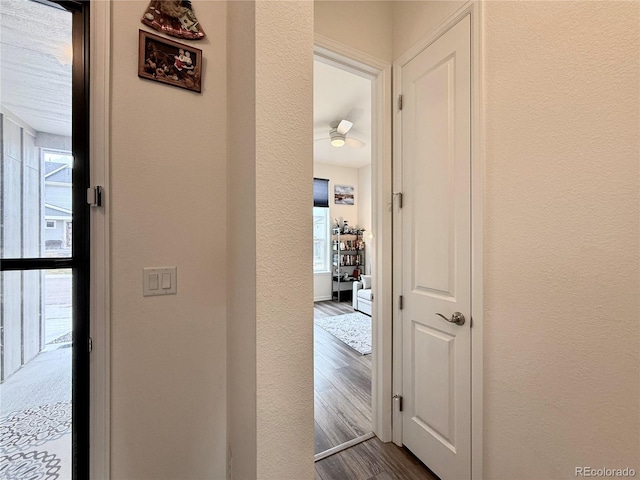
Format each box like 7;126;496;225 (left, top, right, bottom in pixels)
314;35;394;441
392;2;484;479
89;0;111;478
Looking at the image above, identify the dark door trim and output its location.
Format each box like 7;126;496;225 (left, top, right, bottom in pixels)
70;2;91;478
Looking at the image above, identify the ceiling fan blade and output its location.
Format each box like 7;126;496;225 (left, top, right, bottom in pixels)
345;137;366;148
337;119;353;135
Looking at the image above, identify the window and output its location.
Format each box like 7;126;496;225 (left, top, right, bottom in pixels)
314;177;329;207
313;207;330;273
44;149;74;166
46;220;56;228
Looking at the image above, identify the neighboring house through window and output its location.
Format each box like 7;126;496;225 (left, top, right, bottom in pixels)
44;150;73;250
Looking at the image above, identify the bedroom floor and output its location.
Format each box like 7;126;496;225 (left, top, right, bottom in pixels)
313;300;437;480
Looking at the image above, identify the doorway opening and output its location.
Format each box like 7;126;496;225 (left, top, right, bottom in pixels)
312;56;375;460
0;0;90;477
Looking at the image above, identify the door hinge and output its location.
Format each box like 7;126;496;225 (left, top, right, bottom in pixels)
88;337;93;353
87;186;103;207
399;295;404;310
393;192;403;208
393;394;403;412
398;94;403;111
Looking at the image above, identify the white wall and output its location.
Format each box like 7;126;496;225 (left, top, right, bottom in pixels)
109;2;227;478
228;2;315;479
254;2;315;478
358;164;372;275
482;2;639;477
314;1;393;63
392;1;465;60
0;111;41;377
227;2;257;478
108;2;314;478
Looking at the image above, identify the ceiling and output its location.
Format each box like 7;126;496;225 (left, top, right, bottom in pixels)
314;59;372;168
0;0;72;136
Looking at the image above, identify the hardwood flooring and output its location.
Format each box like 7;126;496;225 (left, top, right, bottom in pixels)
315;436;438;480
314;300;438;480
314;300;371;454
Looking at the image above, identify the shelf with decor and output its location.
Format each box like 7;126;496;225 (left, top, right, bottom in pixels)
331;228;365;302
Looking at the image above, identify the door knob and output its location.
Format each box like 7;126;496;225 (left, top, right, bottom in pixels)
436;312;465;326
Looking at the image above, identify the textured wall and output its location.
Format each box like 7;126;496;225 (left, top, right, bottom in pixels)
314;0;393;62
392;0;465;60
226;1;257;478
254;2;315;478
109;2;228;478
483;1;640;478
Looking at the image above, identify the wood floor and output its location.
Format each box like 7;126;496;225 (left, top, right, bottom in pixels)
315;435;438;480
314;300;372;454
314;301;438;480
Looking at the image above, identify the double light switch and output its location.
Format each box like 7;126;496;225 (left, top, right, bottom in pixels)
143;267;177;296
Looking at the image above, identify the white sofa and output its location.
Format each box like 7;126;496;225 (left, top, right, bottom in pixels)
353;275;372;316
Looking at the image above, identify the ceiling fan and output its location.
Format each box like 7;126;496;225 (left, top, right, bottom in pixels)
316;120;366;148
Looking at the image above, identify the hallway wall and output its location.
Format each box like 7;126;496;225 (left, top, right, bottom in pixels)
109;2;228;478
482;1;639;477
227;2;315;479
314;1;393;62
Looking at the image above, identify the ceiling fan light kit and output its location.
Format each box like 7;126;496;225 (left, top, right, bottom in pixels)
330;130;346;147
317;119;366;149
329;119;354;148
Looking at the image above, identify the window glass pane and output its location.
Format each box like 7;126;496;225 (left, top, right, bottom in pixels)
44;150;73;256
0;269;72;477
313;207;329;272
1;0;73;259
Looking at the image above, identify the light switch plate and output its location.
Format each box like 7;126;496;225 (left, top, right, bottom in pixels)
143;267;177;296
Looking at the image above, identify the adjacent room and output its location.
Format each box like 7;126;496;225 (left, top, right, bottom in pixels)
312;57;375;457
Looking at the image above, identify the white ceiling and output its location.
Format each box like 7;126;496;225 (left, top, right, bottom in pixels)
314;59;372;168
0;0;72;136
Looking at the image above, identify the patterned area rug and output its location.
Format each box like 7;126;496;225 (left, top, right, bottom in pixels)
0;402;71;479
315;312;372;355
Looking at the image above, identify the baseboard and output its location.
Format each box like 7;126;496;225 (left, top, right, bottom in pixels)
314;296;332;302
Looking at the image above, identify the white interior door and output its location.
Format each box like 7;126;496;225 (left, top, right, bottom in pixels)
399;14;471;480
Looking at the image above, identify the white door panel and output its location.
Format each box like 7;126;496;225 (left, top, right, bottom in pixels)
400;14;471;480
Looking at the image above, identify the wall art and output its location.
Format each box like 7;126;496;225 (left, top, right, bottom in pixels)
138;30;202;93
141;0;205;40
334;185;355;205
